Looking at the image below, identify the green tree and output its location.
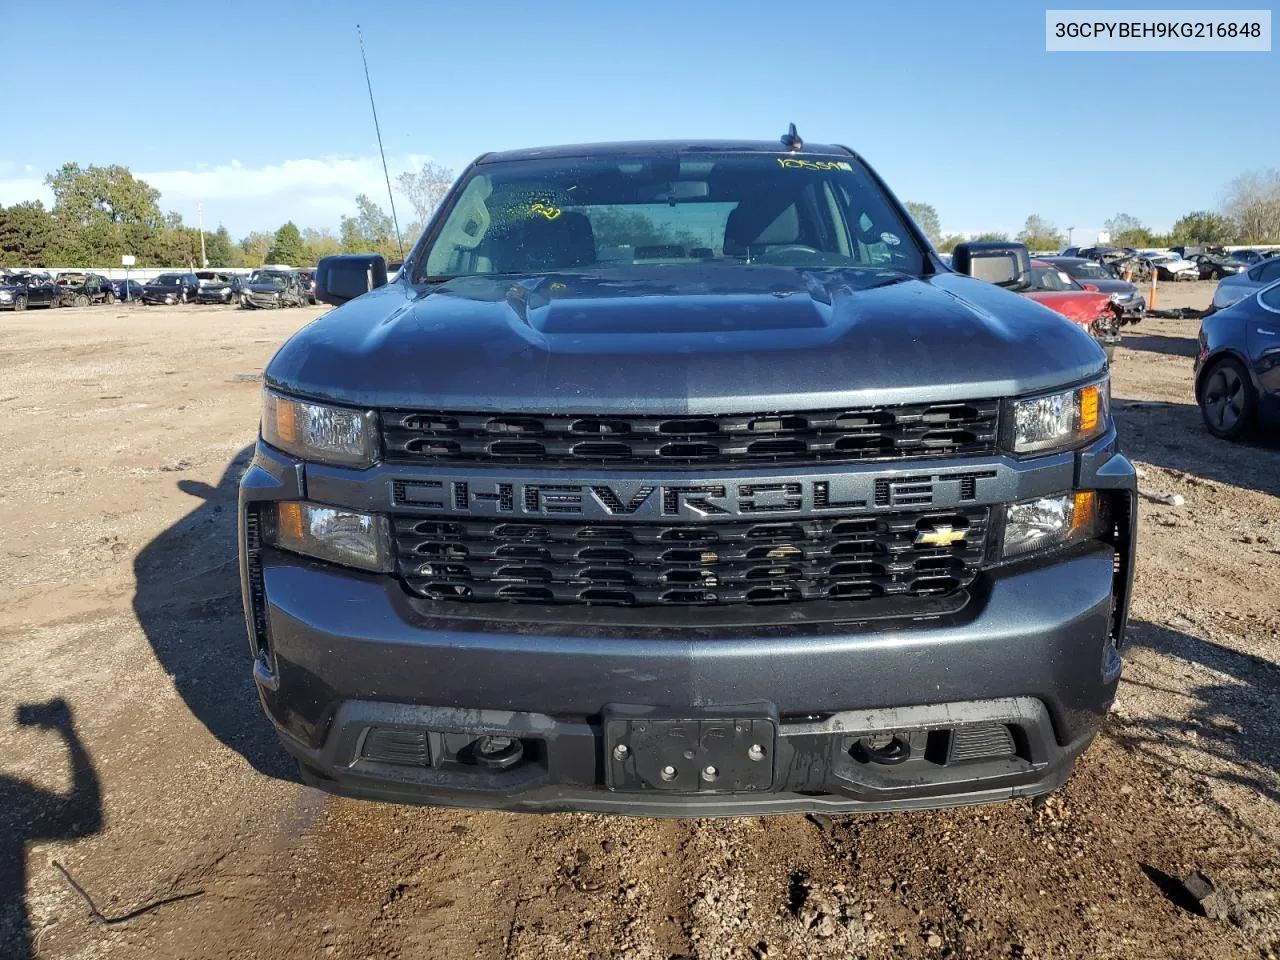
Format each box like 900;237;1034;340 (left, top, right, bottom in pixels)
1170;211;1235;245
301;227;341;264
972;231;1010;242
44;163;162;227
1016;215;1065;252
265;221;306;265
1103;213;1155;248
203;225;238;267
937;234;966;253
903;201;942;247
0;201;56;266
239;231;274;266
340;194;398;258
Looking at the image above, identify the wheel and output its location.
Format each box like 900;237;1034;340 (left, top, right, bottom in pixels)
14;295;27;311
1198;356;1256;440
104;291;115;305
74;294;89;307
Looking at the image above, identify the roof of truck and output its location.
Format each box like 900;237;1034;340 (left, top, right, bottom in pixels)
477;140;857;164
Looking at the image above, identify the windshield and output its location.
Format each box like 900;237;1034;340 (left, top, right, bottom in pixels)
151;274;182;286
1029;266;1081;291
418;153;925;282
1068;261;1109;279
251;271;291;286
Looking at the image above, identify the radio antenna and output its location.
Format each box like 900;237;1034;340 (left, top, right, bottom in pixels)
357;24;405;261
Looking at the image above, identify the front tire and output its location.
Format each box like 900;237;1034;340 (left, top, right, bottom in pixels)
104;291;116;305
14;296;27;311
1199;356;1256;440
74;294;89;307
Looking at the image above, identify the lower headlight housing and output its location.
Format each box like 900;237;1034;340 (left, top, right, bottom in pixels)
265;501;392;572
1002;491;1108;559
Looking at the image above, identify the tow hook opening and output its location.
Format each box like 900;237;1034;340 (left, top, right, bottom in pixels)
463;735;525;769
851;733;912;765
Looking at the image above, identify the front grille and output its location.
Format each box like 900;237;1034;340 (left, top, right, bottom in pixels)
394;507;989;607
381;401;1000;468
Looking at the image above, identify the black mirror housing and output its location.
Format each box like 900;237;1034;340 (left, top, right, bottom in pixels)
316;254;389;305
952;241;1032;289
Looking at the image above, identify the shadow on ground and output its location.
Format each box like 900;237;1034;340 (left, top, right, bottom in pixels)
1121;332;1200;358
1109;621;1280;806
0;699;101;960
132;446;294;781
1113;398;1280;498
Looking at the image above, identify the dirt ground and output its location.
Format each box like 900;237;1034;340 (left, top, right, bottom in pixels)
1;283;1277;960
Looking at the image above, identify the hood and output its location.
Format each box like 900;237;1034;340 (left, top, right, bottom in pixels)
266;265;1107;413
246;282;284;294
1077;278;1136;296
1022;290;1111;325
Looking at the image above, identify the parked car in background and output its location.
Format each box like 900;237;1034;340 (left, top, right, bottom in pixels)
1188;253;1248;280
1228;249;1271;266
195;271;246;305
1139;253;1198;282
56;271;116;306
0;272;61;310
1023;259;1122;361
141;272;200;305
109;278;146;301
240;268;307;309
1211;256;1280;311
297;268;317;304
1041;256;1146;321
1195;279;1280;438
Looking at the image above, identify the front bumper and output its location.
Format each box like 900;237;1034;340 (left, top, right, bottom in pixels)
239;435;1136;815
1114;295;1146;320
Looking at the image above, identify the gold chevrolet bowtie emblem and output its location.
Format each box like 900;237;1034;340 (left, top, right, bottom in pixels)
915;525;968;547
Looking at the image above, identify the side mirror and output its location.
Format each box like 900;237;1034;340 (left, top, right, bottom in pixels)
316;254;388;305
952;241;1032;289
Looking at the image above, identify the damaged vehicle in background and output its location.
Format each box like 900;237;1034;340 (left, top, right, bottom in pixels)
1187;252;1248;281
240;267;307;309
1140;253;1198;282
1041;256;1146;322
297;268;317;304
56;272;115;306
141;272;200;305
957;244;1122;361
0;271;61;310
195;270;246;305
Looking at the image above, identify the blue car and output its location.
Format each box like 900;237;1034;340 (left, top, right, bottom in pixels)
110;279;145;301
1196;279;1280;438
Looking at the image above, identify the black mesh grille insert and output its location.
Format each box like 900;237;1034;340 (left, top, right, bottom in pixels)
394;507;989;607
244;507;270;655
382;402;1000;468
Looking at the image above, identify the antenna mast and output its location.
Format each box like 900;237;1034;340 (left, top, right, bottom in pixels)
357;25;405;261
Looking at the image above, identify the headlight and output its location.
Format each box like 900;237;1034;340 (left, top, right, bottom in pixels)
0;291;11;300
1002;491;1106;559
1008;377;1109;454
265;501;391;572
262;390;378;467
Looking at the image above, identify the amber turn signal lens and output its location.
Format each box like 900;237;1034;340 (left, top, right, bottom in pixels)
277;501;306;542
1078;385;1100;433
1070;491;1097;535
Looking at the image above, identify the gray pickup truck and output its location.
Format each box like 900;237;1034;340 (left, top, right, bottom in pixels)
238;133;1137;815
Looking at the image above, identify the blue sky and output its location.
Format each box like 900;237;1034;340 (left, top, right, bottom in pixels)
1;0;1274;243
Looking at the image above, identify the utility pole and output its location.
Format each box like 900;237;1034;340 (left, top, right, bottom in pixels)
197;201;208;268
1067;226;1075;247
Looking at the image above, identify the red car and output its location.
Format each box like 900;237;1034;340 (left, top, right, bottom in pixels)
1023;259;1121;362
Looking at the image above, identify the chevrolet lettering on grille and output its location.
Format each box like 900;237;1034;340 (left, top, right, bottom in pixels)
392;468;1001;521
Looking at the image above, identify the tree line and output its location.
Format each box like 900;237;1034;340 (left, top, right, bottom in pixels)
0;161;455;269
905;168;1280;253
3;161;1277;269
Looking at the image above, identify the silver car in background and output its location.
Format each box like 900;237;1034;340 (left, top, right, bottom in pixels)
1212;255;1280;311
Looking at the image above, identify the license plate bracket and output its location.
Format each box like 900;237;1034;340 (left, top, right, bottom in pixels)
604;710;776;794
